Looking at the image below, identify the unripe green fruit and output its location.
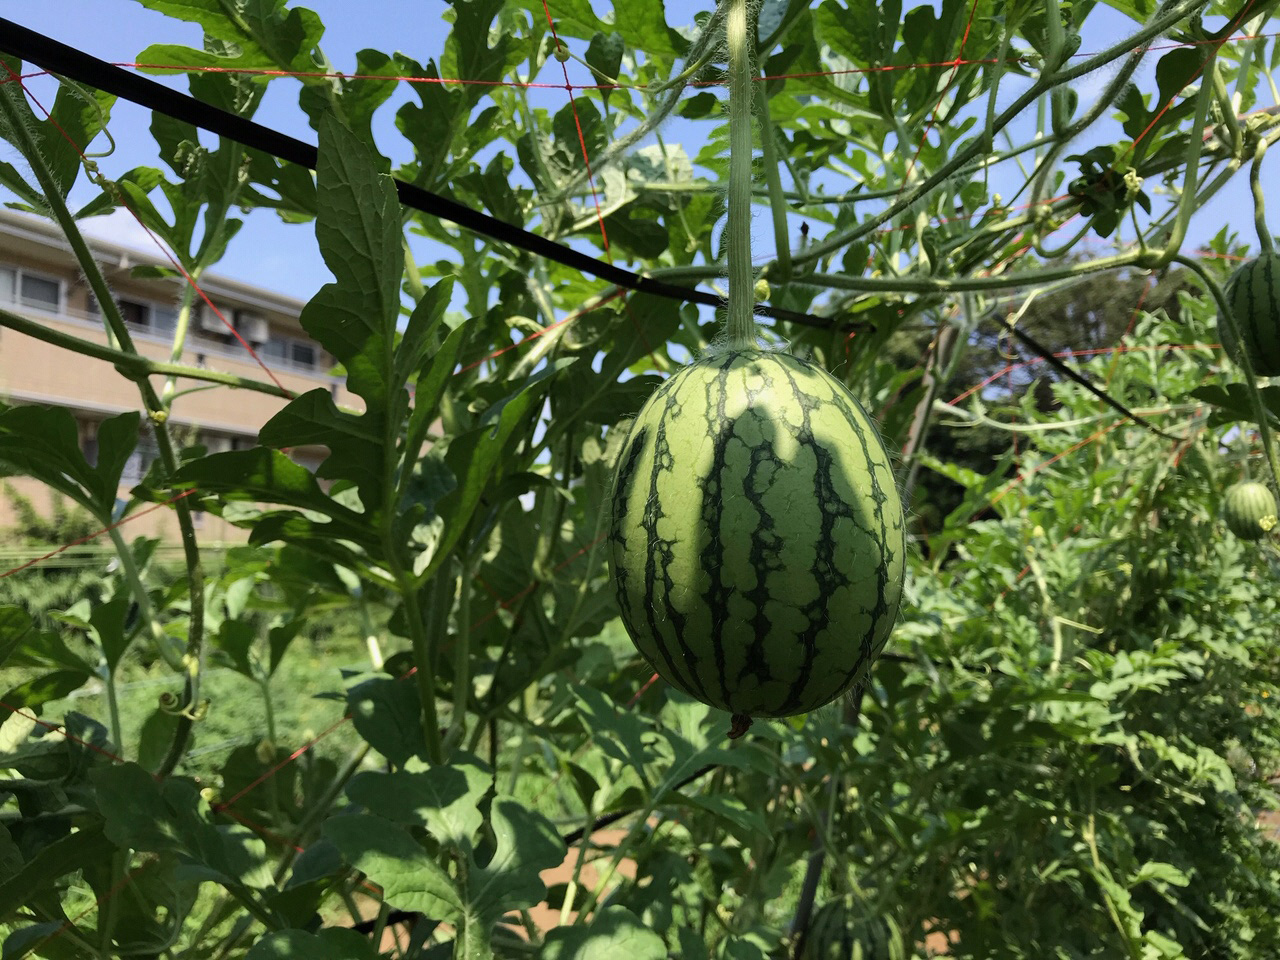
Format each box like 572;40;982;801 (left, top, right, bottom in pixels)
1217;255;1280;376
608;349;906;721
1223;480;1278;541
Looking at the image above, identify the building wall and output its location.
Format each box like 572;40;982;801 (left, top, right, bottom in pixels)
0;210;358;549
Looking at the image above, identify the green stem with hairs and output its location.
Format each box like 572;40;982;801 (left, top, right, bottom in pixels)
406;566;450;765
1251;139;1274;255
108;526;184;673
1210;60;1244;159
0;306;295;399
1145;68;1216;269
161;281;200;405
1034;217;1096;261
757;70;792;285
724;0;759;350
814;249;1143;294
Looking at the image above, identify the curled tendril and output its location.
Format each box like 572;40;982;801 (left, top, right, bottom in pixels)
158;691;183;714
52;74;117;161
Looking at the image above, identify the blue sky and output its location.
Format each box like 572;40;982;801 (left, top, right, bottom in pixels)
3;1;1271;306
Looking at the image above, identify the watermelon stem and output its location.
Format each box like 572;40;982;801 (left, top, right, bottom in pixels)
724;0;760;351
729;713;754;739
1251;139;1274;256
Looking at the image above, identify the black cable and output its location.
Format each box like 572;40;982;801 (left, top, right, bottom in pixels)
0;17;851;333
1001;319;1182;442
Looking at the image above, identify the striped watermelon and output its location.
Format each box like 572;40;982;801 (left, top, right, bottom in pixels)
1217;254;1280;376
1223;480;1278;541
608;348;906;723
801;902;897;960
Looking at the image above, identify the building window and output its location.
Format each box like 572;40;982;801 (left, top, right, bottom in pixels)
114;298;180;338
291;342;316;368
0;265;62;311
259;334;320;371
119;299;149;328
18;273;60;310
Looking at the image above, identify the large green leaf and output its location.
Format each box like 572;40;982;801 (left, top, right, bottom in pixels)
301;111;403;417
88;595;132;675
465;798;565;923
345;757;491;851
0;823;114;922
246;929;383;960
0;405;139;520
134;0;327;77
0;606;32;671
542;906;668;959
91;764;273;889
299;48;402;142
347;676;424;768
171;448;378;551
323;814;462;918
609;0;688;61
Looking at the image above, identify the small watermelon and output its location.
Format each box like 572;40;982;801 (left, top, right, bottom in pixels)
801;901;898;960
1217;254;1280;376
1223;480;1278;541
608;348;906;723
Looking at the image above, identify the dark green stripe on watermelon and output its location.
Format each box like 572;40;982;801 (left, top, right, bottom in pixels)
608;349;906;719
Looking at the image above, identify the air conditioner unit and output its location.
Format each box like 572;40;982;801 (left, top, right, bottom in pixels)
197;303;230;335
234;310;270;344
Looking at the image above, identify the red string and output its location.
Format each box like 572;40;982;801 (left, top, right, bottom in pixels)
210;712;351;812
626;671;661;707
0;490;198;580
38;29;1267;93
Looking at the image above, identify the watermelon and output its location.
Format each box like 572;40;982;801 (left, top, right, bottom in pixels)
608;348;906;723
1217;254;1280;376
801;901;898;960
1222;480;1278;541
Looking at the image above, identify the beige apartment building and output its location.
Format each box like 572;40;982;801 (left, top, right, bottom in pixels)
0;209;357;545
